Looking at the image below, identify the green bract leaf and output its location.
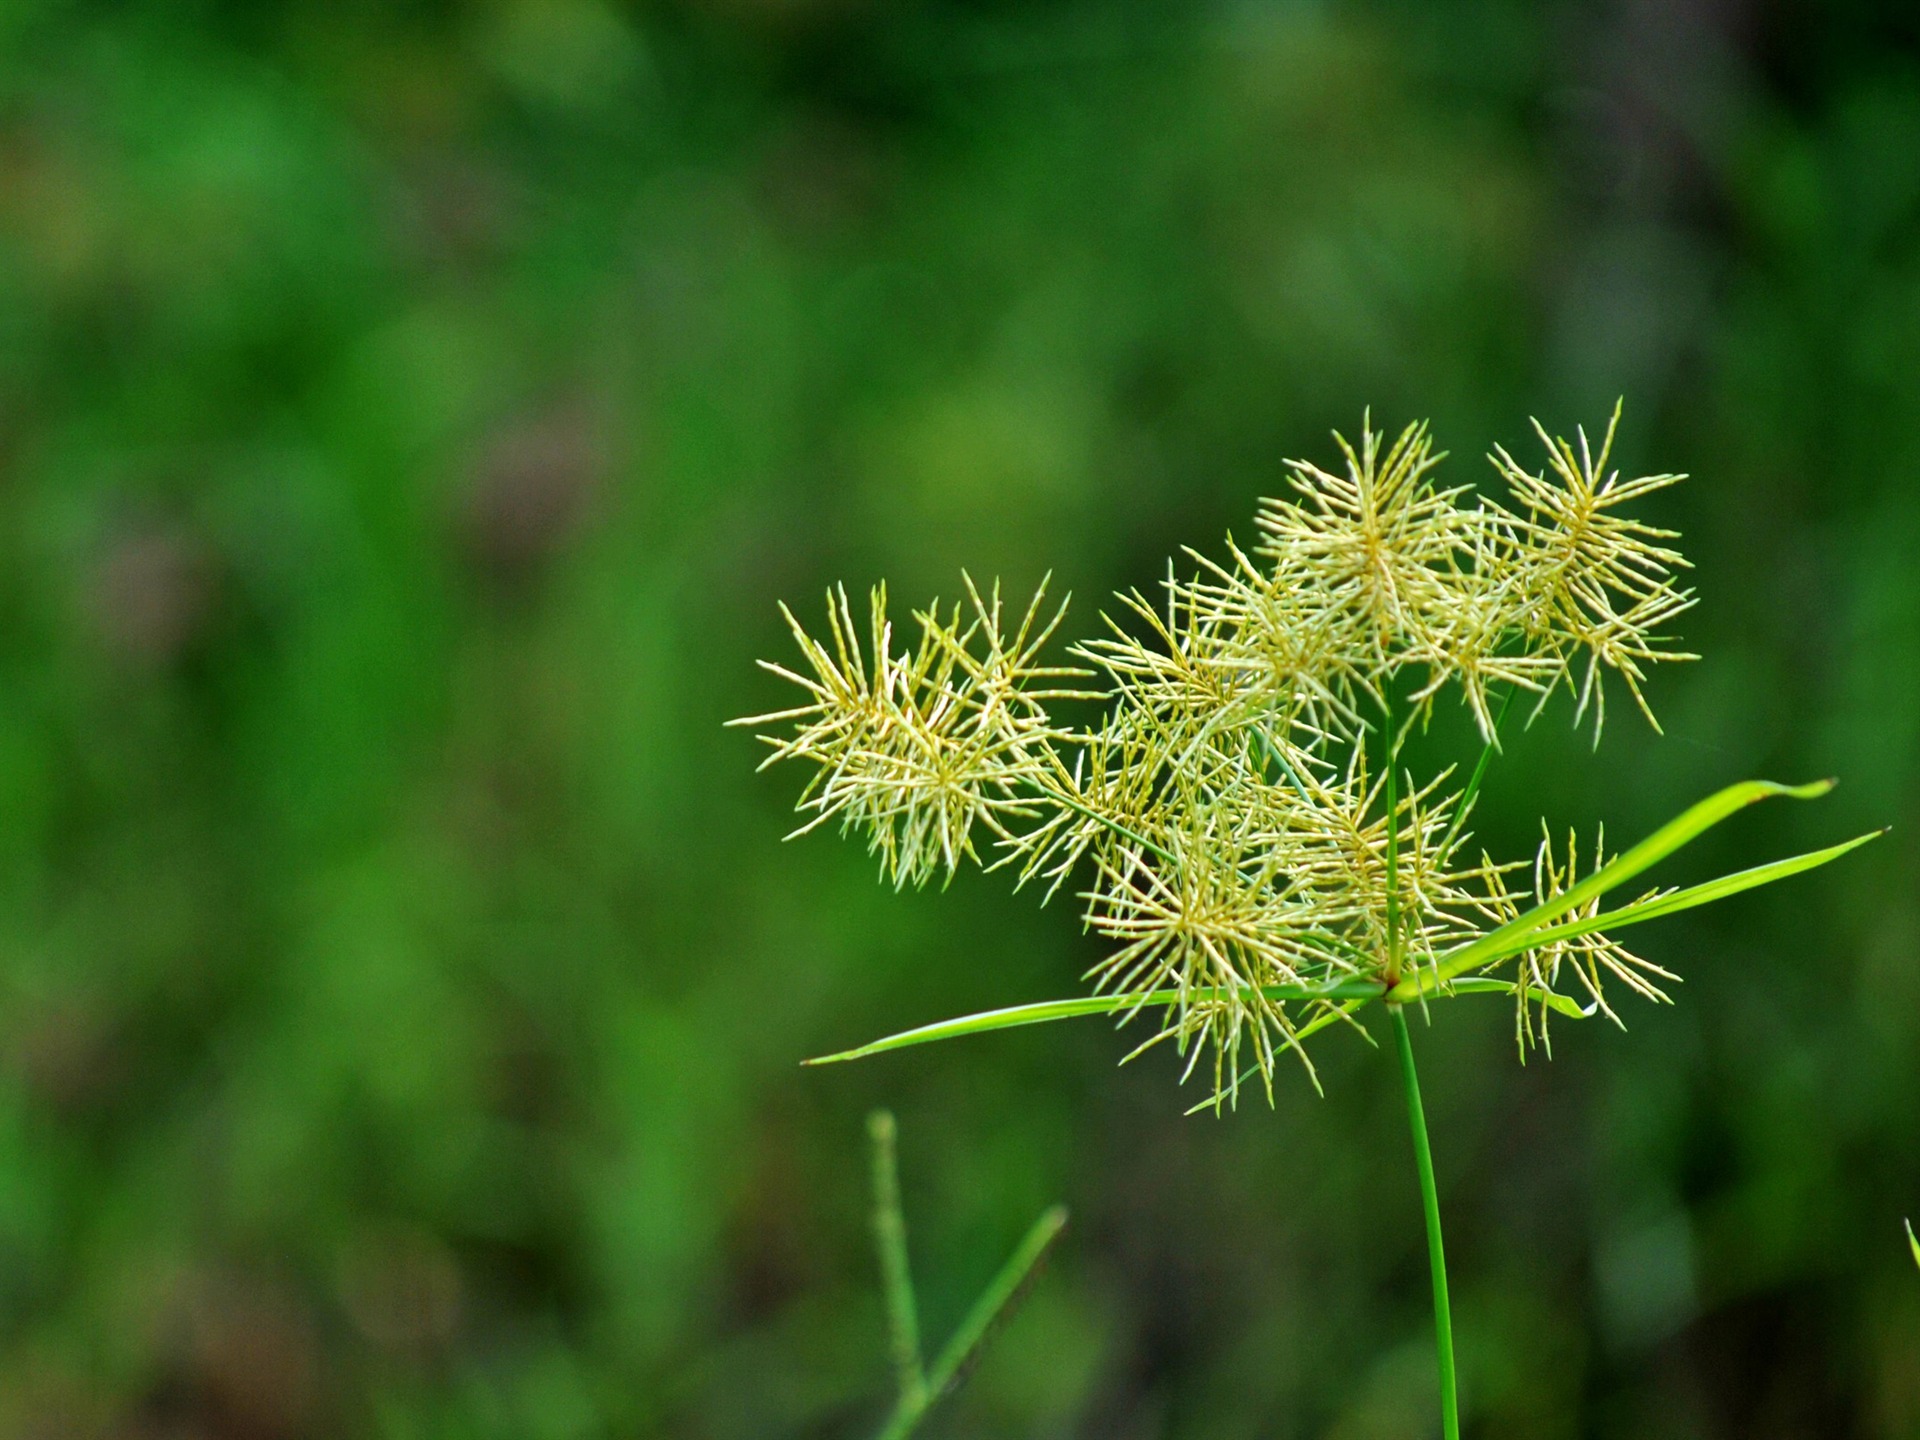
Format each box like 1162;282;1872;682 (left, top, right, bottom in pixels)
808;780;1861;1072
805;977;1582;1068
1490;830;1883;953
804;982;1381;1066
1387;779;1843;1003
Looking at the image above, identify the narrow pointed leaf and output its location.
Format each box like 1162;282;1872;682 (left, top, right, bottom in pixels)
804;981;1386;1066
1485;830;1883;955
807;977;1586;1069
1389;779;1838;1002
1439;686;1515;855
1445;977;1590;1017
874;1206;1069;1440
1908;1219;1919;1272
1388;976;1588;1018
926;1206;1069;1400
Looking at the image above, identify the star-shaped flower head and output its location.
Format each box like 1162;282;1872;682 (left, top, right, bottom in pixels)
734;576;1090;887
1488;401;1696;738
1255;417;1479;703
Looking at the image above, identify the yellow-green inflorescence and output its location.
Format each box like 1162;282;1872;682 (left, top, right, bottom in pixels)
735;405;1697;1105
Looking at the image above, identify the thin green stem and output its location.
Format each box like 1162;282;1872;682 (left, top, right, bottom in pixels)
1390;1006;1459;1440
1252;711;1314;796
924;1205;1069;1401
871;1200;1068;1440
1440;685;1513;856
1381;693;1403;986
1040;783;1177;866
868;1111;928;1412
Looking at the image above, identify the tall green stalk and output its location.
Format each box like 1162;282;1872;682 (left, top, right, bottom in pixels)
1381;693;1455;1437
1391;1006;1459;1440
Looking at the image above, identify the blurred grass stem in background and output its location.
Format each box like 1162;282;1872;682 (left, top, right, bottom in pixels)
867;1111;927;1415
863;1111;1066;1440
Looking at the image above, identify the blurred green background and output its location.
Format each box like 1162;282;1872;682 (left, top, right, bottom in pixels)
0;0;1915;1435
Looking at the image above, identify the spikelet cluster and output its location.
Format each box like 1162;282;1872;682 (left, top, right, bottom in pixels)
737;406;1695;1104
744;577;1093;887
1502;827;1679;1055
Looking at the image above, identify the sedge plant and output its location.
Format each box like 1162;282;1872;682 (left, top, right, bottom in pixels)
736;405;1879;1436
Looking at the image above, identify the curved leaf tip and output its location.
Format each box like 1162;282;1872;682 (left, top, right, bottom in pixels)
1771;778;1836;800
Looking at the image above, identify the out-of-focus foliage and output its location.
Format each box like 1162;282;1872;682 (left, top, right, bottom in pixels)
0;1;1913;1436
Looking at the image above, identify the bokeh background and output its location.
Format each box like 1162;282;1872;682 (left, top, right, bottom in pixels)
0;0;1915;1435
